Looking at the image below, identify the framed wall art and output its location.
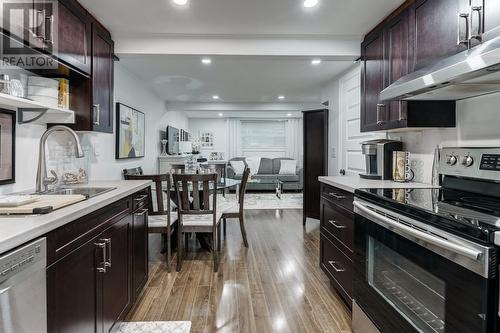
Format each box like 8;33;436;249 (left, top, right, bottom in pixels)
116;103;145;159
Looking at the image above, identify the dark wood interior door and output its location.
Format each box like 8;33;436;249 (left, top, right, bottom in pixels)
361;29;385;132
303;109;328;224
91;22;114;133
412;0;469;70
101;215;132;333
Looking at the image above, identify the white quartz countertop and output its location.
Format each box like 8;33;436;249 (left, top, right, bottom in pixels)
0;180;152;255
319;175;438;193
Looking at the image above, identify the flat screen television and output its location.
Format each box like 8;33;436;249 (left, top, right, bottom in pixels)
167;126;179;155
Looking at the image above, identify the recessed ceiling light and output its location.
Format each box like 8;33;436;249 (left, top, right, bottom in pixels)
303;0;319;8
218;113;224;117
311;59;322;65
172;0;188;5
201;58;212;65
278;95;285;100
212;95;219;100
287;113;293;117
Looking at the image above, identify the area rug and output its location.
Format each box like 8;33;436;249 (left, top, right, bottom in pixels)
117;321;191;333
224;192;303;210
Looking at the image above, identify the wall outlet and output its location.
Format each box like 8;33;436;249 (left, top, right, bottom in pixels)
331;147;336;158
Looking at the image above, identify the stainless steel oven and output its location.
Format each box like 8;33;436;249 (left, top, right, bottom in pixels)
353;199;497;333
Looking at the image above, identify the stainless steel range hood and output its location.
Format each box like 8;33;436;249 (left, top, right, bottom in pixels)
380;36;500;101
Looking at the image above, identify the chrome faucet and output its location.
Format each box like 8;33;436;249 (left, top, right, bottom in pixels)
36;125;84;193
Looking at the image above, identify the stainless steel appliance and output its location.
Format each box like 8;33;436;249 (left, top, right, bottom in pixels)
360;139;402;180
353;147;500;333
380;36;500;102
0;238;47;333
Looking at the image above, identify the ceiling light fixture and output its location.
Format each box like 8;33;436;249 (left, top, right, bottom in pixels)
218;113;224;117
201;58;212;65
172;0;188;5
287;113;293;117
311;59;322;65
303;0;319;8
278;95;285;100
212;95;219;100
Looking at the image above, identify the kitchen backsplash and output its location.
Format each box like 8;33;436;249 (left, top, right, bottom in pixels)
389;92;500;184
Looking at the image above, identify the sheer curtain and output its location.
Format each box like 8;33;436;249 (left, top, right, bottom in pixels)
286;118;303;167
226;119;241;159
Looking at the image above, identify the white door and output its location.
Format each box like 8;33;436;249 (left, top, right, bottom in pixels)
338;66;385;175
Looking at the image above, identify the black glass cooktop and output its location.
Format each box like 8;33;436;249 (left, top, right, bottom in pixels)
355;187;500;244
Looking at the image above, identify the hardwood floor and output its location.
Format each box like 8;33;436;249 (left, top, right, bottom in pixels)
127;209;352;333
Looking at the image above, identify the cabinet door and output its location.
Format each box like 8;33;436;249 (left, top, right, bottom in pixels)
412;0;470;70
57;0;91;73
101;214;132;333
385;9;411;129
91;23;114;133
482;0;500;41
132;208;148;301
361;29;385;132
47;235;101;333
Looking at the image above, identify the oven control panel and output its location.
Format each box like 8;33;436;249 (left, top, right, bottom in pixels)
439;147;500;181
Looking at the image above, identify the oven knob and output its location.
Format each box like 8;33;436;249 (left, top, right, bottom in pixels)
447;155;458;166
462;155;474;167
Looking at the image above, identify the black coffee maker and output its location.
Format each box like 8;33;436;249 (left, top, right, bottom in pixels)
360;139;403;180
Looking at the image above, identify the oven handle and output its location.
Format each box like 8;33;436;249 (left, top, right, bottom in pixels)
353;201;482;261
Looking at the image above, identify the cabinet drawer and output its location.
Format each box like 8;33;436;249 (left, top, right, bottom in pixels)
321;184;354;211
321;199;354;252
320;233;353;303
133;191;149;211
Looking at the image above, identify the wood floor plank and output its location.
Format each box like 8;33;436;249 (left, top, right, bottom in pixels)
128;208;352;332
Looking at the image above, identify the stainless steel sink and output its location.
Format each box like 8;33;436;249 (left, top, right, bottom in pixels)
36;187;116;199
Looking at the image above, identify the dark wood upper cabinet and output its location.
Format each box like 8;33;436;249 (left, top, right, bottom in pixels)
90;22;114;133
412;0;470;70
361;29;386;132
482;0;500;41
56;0;91;74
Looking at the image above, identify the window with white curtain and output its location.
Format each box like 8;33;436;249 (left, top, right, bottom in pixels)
240;120;286;150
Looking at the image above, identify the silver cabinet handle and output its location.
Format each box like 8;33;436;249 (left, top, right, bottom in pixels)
470;6;483;42
101;238;111;268
328;261;345;272
328;220;346;229
376;104;386;126
134;195;148;202
353;201;482;261
135;209;148;217
398;100;406;121
95;242;107;273
93;104;100;125
44;14;54;44
329;192;346;200
458;12;470;46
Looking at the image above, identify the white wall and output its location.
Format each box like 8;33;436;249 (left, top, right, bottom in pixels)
389;92;500;183
188;118;228;158
0;63;189;193
320;75;340;176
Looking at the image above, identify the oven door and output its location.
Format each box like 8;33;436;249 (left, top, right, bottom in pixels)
353;199;497;333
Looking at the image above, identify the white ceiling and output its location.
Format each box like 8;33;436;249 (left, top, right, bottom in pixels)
119;54;353;103
80;0;404;105
79;0;404;37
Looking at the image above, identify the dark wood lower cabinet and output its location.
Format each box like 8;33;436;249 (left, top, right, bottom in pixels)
320;183;354;307
46;191;149;333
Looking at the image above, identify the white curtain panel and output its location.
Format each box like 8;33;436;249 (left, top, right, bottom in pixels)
286;118;303;167
226;119;241;159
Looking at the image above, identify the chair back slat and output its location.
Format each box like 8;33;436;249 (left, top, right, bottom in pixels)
173;173;218;216
239;167;251;207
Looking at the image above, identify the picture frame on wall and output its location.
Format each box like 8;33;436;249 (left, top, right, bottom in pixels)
0;109;15;184
200;131;214;148
116;103;145;159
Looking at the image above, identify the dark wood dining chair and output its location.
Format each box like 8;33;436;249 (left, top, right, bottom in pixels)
172;173;223;272
200;163;227;196
219;167;250;248
123;167;178;272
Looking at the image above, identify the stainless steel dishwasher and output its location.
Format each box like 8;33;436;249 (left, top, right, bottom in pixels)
0;238;47;333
